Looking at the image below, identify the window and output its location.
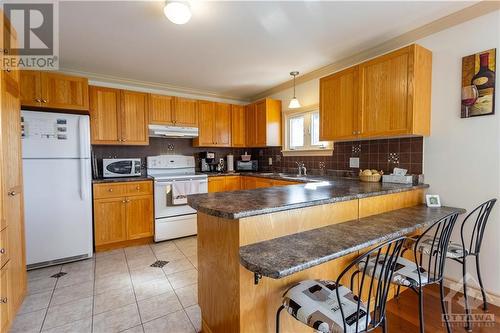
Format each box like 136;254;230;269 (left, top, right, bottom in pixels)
284;108;332;155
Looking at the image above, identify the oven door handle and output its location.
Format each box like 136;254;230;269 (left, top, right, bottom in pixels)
155;179;208;184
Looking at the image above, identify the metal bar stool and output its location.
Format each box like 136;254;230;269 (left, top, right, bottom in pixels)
355;213;460;333
275;237;405;333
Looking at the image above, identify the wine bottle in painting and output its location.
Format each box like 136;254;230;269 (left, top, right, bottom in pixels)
470;52;495;115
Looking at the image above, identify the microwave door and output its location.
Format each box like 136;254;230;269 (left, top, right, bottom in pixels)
107;160;132;175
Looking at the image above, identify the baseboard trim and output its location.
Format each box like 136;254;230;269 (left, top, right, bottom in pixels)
443;277;500;307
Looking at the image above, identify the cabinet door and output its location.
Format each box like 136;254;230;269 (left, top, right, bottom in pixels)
174;97;198;126
121;90;149;145
214;103;231;146
255;100;267;147
224;176;241;192
40;72;89;111
254;177;273;188
126;195;153;240
149;94;174;125
320;67;359;141
19;71;42;107
196;100;215;146
1;71;26;310
245;103;256;147
89;86;121;145
93;198;127;246
208;177;225;193
241;176;256;190
231;105;246;147
0;264;10;333
359;47;411;137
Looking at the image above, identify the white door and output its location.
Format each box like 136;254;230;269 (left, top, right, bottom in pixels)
23;158;93;266
21;110;90;159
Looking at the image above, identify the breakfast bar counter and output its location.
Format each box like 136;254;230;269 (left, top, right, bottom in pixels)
187;179;434;333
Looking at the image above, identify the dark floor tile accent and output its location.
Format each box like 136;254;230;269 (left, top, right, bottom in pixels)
51;272;67;278
150;260;169;268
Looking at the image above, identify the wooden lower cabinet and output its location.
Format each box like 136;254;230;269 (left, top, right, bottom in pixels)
126;195;154;240
0;263;11;333
210;175;298;192
93;181;153;251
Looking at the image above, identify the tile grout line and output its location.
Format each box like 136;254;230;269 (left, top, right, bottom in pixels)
124;247;146;329
91;256;97;333
37;265;62;333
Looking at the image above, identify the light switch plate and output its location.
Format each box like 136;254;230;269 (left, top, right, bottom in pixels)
349;157;360;168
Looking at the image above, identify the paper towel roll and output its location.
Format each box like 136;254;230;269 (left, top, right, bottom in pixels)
226;154;234;172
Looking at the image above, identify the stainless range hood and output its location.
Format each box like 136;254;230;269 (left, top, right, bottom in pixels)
148;124;199;138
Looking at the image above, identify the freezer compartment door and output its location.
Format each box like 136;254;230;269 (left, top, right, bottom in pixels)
22;110;91;159
23;158;93;265
155;215;197;242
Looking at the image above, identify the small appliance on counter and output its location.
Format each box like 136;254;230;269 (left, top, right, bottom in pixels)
226;154;234;172
102;158;142;178
236;160;258;171
200;151;217;172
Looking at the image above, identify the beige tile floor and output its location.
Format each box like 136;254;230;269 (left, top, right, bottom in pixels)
10;236;201;333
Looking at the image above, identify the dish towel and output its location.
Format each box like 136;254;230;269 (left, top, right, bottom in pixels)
190;180;202;194
172;181;190;205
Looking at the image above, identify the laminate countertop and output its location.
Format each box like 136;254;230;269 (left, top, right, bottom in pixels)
92;176;153;184
187;177;429;219
239;205;466;279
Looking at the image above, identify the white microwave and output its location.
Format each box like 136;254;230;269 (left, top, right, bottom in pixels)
103;158;142;178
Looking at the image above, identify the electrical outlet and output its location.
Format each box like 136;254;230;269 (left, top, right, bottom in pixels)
349;157;360;168
268;157;273;165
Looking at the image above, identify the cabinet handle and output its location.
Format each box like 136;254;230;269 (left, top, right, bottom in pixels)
5;68;11;73
122;200;126;203
3;49;8;54
108;188;113;192
42;99;47;103
0;248;5;254
35;98;42;103
136;186;140;190
7;191;17;196
126;199;130;203
0;297;7;304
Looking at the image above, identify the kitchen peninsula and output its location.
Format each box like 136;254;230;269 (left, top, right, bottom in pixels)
187;177;465;333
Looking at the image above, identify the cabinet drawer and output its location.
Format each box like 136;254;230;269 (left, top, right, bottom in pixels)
125;181;152;196
0;228;8;269
93;183;127;199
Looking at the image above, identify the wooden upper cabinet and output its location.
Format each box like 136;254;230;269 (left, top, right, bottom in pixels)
149;94;174;125
196;100;215;146
19;71;41;107
245;103;256;147
120;90;149;145
41;73;89;111
246;98;282;147
319;44;431;141
89;86;121;145
174;97;198;126
320;66;359;141
231;105;246;147
214;103;231;146
19;71;89;112
194;101;231;147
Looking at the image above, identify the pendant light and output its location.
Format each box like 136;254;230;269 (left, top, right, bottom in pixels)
164;1;192;25
288;71;301;109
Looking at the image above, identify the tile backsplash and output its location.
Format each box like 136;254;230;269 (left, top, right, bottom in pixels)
255;137;423;176
92;137;423;177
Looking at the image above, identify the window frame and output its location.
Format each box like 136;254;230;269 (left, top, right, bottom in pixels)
282;104;333;156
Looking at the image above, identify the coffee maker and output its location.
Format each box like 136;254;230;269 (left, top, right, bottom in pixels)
200;151;217;172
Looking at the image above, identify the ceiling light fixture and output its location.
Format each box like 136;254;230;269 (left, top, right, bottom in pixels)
288;71;301;109
164;1;192;25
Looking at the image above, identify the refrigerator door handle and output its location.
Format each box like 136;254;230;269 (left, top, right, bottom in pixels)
78;115;91;158
80;158;90;201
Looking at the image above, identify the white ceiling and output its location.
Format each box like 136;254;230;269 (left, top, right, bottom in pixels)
59;1;475;100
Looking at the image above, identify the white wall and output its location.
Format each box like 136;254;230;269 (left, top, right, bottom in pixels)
269;10;500;296
418;10;500;296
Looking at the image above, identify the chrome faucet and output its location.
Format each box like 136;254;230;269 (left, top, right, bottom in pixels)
296;161;307;176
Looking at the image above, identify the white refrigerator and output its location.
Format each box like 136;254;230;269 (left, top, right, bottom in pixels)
22;110;93;269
